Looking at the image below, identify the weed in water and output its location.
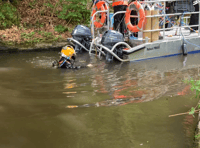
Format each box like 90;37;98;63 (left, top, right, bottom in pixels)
185;79;200;98
183;79;200;117
195;134;200;139
189;107;195;117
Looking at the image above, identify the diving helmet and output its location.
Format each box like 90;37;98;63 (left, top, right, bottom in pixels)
61;45;76;60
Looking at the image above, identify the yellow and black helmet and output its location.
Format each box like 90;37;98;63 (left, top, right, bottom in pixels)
61;45;76;59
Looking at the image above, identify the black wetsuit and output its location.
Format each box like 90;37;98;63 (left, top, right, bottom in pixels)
55;57;83;69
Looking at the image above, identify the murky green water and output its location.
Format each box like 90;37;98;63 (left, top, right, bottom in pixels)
0;51;200;148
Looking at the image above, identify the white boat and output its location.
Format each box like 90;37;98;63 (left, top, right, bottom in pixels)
68;0;200;62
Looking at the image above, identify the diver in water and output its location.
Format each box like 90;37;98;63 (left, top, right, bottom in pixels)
52;45;78;69
52;45;93;69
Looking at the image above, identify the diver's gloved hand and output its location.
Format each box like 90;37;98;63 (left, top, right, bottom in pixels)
74;66;81;69
71;55;76;61
65;61;81;69
65;61;73;69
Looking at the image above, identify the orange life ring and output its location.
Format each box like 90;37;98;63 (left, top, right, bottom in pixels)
91;1;107;28
125;1;145;33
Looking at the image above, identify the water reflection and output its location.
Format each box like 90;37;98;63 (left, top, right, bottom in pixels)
1;52;200;108
60;53;200;108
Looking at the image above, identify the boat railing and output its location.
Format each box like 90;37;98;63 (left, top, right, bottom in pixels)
91;1;110;40
91;9;110;40
139;0;200;40
89;0;200;62
143;12;200;39
91;0;200;43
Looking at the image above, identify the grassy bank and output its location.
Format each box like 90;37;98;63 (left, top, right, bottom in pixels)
0;0;91;47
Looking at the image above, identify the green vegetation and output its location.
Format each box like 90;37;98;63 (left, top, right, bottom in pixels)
184;79;200;116
189;107;196;116
21;32;35;39
189;79;200;98
54;25;68;33
0;0;92;45
33;0;91;26
19;30;62;45
57;0;90;24
0;1;20;29
195;134;200;139
0;0;92;29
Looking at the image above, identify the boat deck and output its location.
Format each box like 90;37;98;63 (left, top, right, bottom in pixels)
159;28;199;41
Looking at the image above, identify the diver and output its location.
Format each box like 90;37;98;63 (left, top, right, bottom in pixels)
52;45;78;69
52;45;93;69
112;0;129;36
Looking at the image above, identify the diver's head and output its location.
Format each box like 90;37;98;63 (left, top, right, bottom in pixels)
61;45;76;61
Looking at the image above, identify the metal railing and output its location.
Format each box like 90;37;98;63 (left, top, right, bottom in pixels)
138;0;200;38
107;0;200;40
91;0;200;49
91;2;110;40
89;0;200;61
91;0;200;39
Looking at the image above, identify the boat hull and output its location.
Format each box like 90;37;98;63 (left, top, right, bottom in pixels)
128;36;200;62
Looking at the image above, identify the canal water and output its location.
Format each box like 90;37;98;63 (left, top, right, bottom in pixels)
0;51;200;148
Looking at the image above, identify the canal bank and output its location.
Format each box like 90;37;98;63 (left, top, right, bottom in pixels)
0;40;68;52
194;112;200;147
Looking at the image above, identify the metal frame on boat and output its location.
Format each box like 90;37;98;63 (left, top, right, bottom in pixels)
88;0;200;62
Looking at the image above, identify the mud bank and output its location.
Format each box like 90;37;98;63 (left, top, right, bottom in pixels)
0;41;68;52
